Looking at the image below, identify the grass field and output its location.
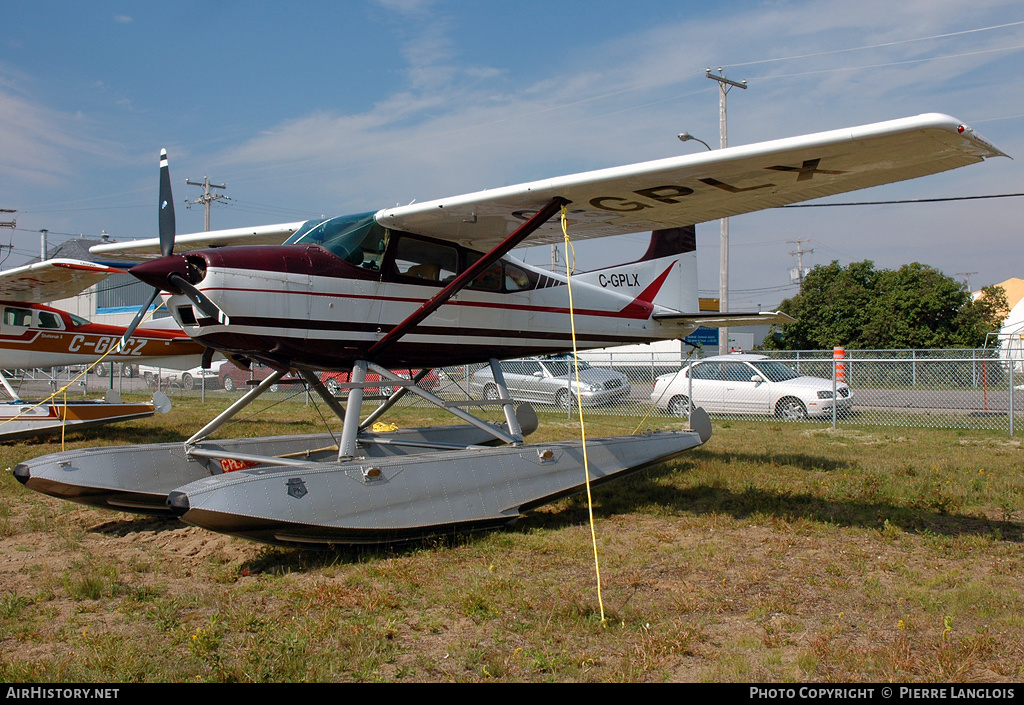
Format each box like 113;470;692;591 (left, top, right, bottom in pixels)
1;397;1022;682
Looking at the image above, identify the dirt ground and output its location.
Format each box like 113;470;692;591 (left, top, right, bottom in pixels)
3;418;1024;682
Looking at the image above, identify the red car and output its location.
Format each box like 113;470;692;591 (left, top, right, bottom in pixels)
218;362;300;392
319;368;437;396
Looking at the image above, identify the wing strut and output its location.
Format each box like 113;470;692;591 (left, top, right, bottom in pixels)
366;196;569;359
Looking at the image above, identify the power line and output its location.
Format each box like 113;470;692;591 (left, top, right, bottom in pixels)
780;192;1024;208
721;20;1024;71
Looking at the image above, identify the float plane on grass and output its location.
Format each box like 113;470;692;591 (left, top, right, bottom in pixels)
16;113;1006;545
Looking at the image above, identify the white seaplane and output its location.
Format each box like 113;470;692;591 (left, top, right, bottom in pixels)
15;113;1006;544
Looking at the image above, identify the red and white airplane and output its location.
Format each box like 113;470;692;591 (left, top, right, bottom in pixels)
0;259;209;439
95;113;1004;378
83;112;1005;455
0;259;209;373
11;112;1000;544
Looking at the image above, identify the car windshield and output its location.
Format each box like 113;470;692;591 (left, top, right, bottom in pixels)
749;360;801;382
541;359;592;377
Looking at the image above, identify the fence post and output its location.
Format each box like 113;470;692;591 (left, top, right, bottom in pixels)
832;356;837;430
1010;355;1016;438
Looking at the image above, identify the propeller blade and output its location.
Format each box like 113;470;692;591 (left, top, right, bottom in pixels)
168;273;229;325
158;149;175;257
113;288;161;354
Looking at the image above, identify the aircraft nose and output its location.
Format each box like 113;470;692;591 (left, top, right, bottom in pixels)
167;490;191;517
13;463;30;486
128;255;191;292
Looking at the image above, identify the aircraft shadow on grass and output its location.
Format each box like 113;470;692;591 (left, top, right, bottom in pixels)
513;450;1023;544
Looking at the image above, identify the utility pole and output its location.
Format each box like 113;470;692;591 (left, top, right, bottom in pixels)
185;177;228;231
956;271;978;292
0;209;15;230
788;239;814;287
706;67;747;352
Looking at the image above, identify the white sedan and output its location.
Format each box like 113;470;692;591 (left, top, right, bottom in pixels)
139;360;224;391
651;353;851;420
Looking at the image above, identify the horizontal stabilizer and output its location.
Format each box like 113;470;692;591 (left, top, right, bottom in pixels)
652;310;797;328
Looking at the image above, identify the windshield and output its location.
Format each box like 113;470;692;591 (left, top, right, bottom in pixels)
285;213;387;270
749;360;800;382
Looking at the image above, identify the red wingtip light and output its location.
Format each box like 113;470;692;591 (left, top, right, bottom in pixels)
958;124;966;134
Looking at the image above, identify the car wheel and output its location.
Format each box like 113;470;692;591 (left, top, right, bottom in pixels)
144;372;155;388
223;376;235;392
93;363;107;377
181;373;195;391
555;389;575;409
483;383;499;400
667;395;690;418
776;397;807;421
326;378;340;395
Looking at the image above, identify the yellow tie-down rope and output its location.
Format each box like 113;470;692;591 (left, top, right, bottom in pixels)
0;304;162;450
561;205;606;627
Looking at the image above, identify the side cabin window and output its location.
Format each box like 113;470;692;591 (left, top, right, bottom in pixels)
37;311;64;330
289;215;541;294
392;236;458;283
285;213;388;272
3;307;32;328
2;307;72;331
464;253;534;293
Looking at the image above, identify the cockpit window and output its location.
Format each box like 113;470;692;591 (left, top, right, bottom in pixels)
286;213;387;271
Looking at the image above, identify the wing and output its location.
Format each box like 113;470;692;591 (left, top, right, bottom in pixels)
88;222;306;262
0;259;126;303
377;114;1006;251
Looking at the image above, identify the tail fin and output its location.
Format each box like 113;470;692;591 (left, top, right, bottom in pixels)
573;227;698;313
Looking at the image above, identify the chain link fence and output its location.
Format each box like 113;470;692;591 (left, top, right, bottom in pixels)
8;347;1022;436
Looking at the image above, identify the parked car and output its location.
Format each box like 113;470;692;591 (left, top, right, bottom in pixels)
319;368;438;396
218;362;299;392
469;355;630;408
651;353;851;420
140;360;224;391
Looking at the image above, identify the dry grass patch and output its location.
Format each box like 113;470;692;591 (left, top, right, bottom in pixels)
0;400;1022;681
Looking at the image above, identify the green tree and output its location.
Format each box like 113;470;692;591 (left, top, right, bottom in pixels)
764;260;1006;350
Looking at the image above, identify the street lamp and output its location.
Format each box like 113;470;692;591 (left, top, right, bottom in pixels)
677;132;712;151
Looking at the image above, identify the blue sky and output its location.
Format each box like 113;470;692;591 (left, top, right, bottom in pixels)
3;0;1024;309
